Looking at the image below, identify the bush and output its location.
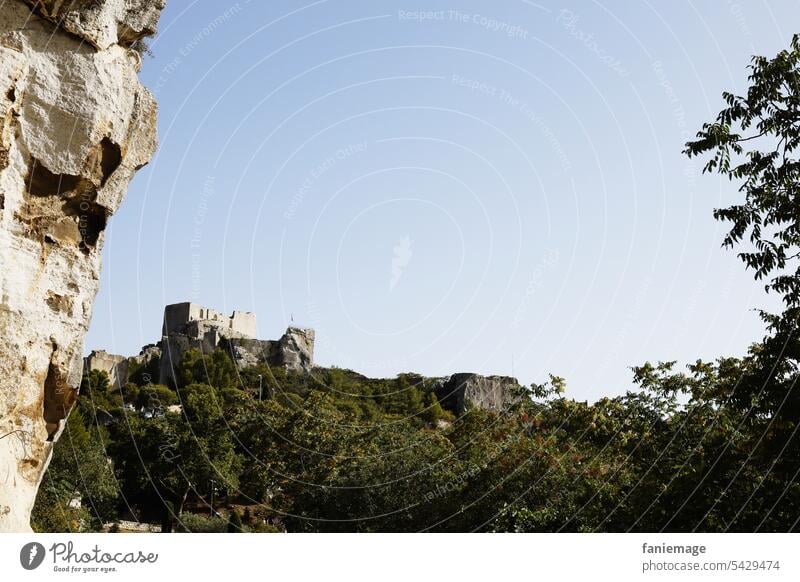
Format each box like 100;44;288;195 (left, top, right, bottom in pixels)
422;392;451;424
176;512;227;533
136;384;178;411
247;522;282;533
227;510;243;533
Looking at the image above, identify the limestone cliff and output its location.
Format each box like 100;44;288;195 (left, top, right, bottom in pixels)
224;327;316;374
435;373;522;416
0;0;163;532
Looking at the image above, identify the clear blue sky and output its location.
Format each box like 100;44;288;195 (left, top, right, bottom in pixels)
87;0;796;400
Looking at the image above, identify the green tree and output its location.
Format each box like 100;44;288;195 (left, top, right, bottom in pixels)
685;34;800;311
136;384;179;412
178;348;238;391
79;369;122;414
111;383;242;518
680;36;800;531
227;510;243;532
421;392;452;424
32;408;118;531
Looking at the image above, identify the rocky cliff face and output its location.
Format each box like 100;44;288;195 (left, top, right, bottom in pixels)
436;373;521;416
0;0;162;532
85;349;130;389
225;327;316;374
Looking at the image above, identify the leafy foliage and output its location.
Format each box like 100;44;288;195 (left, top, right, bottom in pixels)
685;34;800;307
31;407;117;532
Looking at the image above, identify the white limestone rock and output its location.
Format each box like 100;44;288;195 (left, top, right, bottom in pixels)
0;0;161;532
223;327;316;376
277;327;315;372
21;0;165;51
435;373;522;416
85;350;128;388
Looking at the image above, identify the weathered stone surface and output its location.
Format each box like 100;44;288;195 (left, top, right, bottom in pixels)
275;327;315;372
21;0;165;51
163;302;257;338
158;332;193;386
224;327;315;373
226;337;271;369
130;343;161;380
0;0;162;532
85;343;161;388
435;373;521;416
85;350;127;388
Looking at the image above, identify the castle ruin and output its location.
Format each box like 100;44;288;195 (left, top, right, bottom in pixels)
86;302;315;388
162;302;257;338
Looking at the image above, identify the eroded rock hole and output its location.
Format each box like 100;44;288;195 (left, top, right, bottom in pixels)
26;158;82;197
43;359;77;441
99;137;121;185
64;197;108;251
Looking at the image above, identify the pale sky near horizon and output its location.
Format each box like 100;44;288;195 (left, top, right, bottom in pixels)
87;0;796;401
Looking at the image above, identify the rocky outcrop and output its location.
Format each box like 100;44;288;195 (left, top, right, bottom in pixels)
0;0;162;532
435;373;521;416
273;327;315;372
20;0;165;51
224;327;315;373
85;350;128;388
